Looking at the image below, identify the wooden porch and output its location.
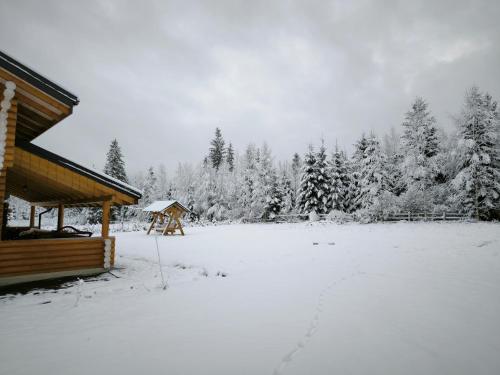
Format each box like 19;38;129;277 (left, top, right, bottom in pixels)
0;52;141;287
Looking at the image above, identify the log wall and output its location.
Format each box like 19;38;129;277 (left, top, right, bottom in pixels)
0;236;115;278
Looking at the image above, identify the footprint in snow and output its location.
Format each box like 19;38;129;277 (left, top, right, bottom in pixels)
477;240;495;248
272;281;337;375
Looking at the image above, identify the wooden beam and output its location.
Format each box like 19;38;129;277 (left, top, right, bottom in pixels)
32;195;114;208
57;204;64;230
29;206;35;228
147;213;157;235
101;200;110;238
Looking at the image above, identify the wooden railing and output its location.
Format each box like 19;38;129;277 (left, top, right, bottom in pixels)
243;211;468;223
380;212;467;222
0;236;115;278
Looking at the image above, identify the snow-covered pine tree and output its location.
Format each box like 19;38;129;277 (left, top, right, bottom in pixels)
452;87;500;219
280;169;294;214
346;134;369;213
103;139;129;221
290;153;302;209
315;142;331;214
226;143;235;172
238;144;257;218
400;97;438;189
345;158;362;213
157;164;168;199
352;134;368;165
296;146;320;214
104;139;128;183
251;143;273;218
209;127;226;171
359;134;389;210
328;147;350;212
263;169;283;219
141;166;158;208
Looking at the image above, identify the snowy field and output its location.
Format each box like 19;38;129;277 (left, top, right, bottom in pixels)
1;222;500;375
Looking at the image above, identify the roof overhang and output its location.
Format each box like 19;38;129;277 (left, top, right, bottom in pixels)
0;50;79;142
6;141;142;207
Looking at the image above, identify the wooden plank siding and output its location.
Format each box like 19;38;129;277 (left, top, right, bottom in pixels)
0;236;115;278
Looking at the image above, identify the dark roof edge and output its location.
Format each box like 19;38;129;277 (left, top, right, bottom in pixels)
0;50;79;107
17;140;142;200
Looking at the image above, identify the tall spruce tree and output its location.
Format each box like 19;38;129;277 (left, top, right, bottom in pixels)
452;87;500;219
209;127;226;171
347;134;369;212
226;143;235;172
400;97;438;189
103;139;129;221
329;148;350;211
296;146;320;214
315;142;331;214
280;170;294;214
263;169;283;219
345;158;362;213
104;139;128;183
141;166;158;207
359;134;389;210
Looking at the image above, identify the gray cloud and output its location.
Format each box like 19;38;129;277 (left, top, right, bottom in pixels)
1;0;499;174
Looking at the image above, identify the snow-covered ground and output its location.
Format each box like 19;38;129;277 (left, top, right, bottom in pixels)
1;222;500;375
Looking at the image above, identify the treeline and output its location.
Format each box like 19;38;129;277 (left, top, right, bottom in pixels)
132;86;499;221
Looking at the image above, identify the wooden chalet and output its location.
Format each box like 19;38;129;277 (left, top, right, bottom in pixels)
0;51;141;286
144;200;189;236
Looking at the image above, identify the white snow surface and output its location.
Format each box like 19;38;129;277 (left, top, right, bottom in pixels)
1;222;500;375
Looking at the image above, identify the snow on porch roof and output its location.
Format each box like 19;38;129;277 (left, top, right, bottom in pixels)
143;200;190;213
17;140;142;199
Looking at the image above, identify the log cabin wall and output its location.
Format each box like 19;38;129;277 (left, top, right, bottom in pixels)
0;236;115;284
0;82;18;240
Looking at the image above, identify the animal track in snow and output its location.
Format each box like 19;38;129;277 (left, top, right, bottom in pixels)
272;266;363;375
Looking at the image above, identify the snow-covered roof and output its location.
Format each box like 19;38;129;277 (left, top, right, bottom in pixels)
0;50;79;106
143;200;190;213
18;140;142;199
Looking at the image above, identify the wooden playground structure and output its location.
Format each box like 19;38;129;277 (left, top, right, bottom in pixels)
144;200;189;236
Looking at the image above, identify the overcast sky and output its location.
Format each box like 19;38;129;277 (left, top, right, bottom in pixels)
1;0;499;174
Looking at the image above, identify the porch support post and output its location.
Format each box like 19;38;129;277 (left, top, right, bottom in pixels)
29;206;36;228
57;204;64;230
102;200;111;238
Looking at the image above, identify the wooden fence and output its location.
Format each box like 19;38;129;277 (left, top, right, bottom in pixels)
380;212;468;222
243;211;468;223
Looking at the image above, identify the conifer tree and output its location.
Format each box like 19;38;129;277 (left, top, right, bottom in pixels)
347;134;369;212
315;142;331;214
290;153;302;208
263;169;283;219
104;139;128;183
209;127;226;171
141;166;158;207
329;148;350;211
103;139;129;221
452;87;500;219
359;134;389;210
296;146;319;214
226;143;235;172
280;170;294;214
400;97;438;189
345;158;362;213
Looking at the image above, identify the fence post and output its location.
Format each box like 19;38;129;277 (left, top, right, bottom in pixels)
408;211;411;221
443;212;446;220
